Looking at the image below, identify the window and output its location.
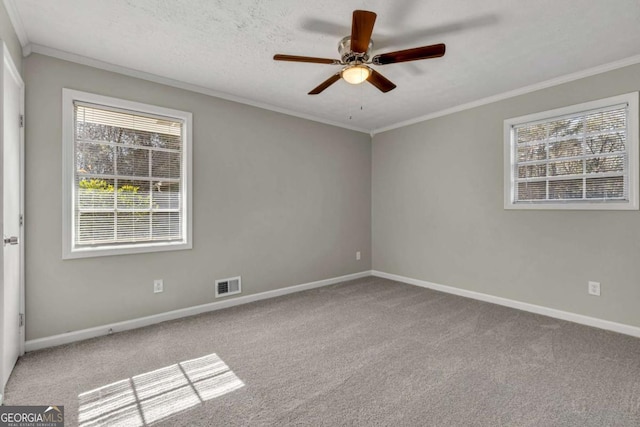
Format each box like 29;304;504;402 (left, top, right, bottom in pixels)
63;89;192;258
504;92;639;210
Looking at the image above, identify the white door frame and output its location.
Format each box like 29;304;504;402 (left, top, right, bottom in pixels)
0;40;25;402
15;45;25;357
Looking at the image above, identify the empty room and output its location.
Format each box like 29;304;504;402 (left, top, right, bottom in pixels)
1;0;639;426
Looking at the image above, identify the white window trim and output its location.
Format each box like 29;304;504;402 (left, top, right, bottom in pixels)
62;89;193;259
503;92;639;210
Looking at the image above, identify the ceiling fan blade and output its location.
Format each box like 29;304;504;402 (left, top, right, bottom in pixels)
308;73;341;95
367;69;396;93
351;10;377;53
274;54;339;65
372;43;446;65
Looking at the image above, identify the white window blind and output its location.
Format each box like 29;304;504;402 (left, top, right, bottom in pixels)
504;92;639;210
74;102;184;247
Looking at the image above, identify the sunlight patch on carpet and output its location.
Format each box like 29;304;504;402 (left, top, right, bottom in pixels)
78;353;244;426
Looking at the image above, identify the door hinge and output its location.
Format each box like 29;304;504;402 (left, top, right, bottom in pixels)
19;313;24;327
19;214;23;226
19;114;24;128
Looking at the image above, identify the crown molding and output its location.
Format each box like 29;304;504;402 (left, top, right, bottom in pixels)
372;53;640;135
28;44;370;134
23;43;640;138
2;0;29;48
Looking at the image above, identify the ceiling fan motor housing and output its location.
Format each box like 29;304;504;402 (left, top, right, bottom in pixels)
339;36;373;64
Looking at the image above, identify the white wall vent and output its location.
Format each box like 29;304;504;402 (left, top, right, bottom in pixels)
215;276;241;298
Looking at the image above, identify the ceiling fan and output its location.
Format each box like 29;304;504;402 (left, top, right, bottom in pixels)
273;10;446;95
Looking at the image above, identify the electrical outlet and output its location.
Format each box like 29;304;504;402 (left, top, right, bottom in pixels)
588;281;600;296
356;251;361;260
154;279;164;293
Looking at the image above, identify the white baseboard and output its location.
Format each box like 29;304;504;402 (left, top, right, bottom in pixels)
372;270;640;339
25;270;372;352
27;269;638;352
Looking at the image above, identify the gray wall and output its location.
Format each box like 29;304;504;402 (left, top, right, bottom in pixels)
0;1;22;72
373;64;640;328
24;54;371;340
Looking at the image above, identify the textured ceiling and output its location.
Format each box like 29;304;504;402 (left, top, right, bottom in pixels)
9;0;640;132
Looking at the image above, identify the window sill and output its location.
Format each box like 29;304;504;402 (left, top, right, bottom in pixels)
63;240;192;260
504;200;638;210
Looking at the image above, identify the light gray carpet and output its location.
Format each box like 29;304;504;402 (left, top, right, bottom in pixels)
5;276;640;426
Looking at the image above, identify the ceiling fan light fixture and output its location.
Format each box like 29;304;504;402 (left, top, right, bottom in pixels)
341;65;371;85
